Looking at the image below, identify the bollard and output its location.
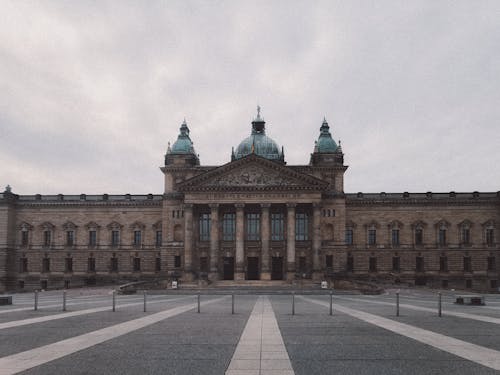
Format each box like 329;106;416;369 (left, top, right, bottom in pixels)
143;290;147;312
197;293;200;313
112;290;116;312
232;293;235;315
438;292;442;317
396;292;400;317
34;290;39;311
63;290;67;312
292;291;295;315
329;290;333;316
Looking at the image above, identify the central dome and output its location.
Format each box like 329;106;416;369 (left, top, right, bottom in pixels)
232;107;284;163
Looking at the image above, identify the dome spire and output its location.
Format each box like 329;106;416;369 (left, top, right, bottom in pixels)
252;105;265;134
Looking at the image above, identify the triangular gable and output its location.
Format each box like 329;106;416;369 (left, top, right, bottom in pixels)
178;154;328;192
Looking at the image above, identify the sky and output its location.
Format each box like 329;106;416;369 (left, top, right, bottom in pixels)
0;0;499;195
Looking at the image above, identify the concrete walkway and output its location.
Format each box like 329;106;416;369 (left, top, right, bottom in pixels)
226;296;294;375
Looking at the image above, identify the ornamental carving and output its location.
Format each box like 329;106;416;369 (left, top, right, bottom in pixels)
204;166;298;187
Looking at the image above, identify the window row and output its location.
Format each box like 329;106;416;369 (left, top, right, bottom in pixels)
19;257;163;273
339;255;497;273
19;229;163;248
199;212;310;242
344;227;496;246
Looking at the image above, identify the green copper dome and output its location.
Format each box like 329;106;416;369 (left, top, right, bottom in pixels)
232;107;284;162
170;120;195;154
315;118;338;153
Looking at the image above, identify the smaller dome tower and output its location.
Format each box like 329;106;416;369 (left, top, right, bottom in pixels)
165;119;200;166
310;117;344;166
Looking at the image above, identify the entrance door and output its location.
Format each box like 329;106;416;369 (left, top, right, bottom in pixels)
271;257;283;280
223;257;234;280
247;257;259;280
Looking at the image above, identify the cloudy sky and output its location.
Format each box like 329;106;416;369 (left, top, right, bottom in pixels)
1;0;499;195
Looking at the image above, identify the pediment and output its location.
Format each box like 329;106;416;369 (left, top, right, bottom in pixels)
178;154;328;192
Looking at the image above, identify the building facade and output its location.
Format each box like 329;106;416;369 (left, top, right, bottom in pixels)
1;109;499;292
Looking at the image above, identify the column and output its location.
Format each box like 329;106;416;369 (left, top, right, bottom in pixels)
312;203;322;278
209;203;219;279
183;204;193;279
286;203;296;279
260;203;271;280
235;203;245;281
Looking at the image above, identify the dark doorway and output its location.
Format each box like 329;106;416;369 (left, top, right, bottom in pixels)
247;257;259;280
271;257;283;280
223;257;234;280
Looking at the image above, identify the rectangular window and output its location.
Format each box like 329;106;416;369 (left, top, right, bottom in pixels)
463;256;472;272
295;213;309;241
325;255;333;268
345;229;353;245
111;231;120;247
466;279;472;289
391;229;400;246
369;257;377;272
110;257;118;272
18;280;25;289
65;258;73;272
88;257;96;272
155;257;161;272
199;213;211;241
41;280;48;290
42;258;50;273
416;256;424;272
440;256;448;272
462;228;470;244
487;256;496;271
246;213;260;241
155;231;162;247
486;229;494;246
43;231;51;247
200;257;208;273
66;231;74;246
439;229;446;246
271;213;284;241
133;257;141;272
368;229;376;246
20;258;28;273
89;231;97;247
442;279;449;288
346;256;354;272
174;255;181;268
415;228;423;246
222;213;235;241
133;231;142;247
491;280;498;289
21;231;29;246
392;257;400;272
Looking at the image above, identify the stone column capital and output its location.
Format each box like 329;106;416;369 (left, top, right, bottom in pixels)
312;202;322;209
260;203;271;209
286;202;297;209
183;203;193;210
235;203;245;210
209;203;219;210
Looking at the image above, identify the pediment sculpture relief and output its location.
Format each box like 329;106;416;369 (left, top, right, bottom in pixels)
206;166;298;187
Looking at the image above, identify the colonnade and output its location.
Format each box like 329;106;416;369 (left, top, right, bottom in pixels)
182;202;322;280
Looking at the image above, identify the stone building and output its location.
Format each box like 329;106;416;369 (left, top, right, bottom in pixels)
1;108;499;292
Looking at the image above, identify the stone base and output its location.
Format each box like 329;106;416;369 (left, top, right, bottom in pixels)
286;272;296;281
182;272;194;282
208;272;219;281
234;272;245;281
260;272;271;281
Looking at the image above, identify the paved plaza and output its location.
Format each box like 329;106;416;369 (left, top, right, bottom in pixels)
0;288;500;374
